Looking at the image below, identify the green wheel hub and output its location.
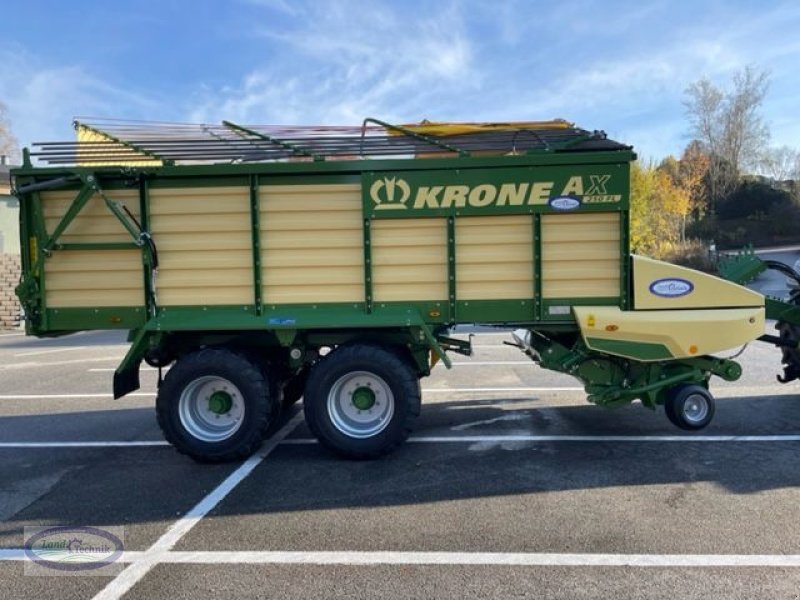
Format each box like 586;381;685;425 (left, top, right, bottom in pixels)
326;371;395;439
208;391;234;414
351;386;376;411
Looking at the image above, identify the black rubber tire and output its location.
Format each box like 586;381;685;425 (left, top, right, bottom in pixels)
282;367;310;409
664;384;715;431
303;344;421;459
156;348;276;463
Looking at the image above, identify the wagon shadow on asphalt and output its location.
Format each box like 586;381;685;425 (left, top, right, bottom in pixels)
1;391;799;549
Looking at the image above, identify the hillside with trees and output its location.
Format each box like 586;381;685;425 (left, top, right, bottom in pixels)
632;66;800;269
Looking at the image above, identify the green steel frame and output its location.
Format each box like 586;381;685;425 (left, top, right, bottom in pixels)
14;139;643;399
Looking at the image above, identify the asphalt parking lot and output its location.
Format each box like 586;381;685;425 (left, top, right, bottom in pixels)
1;328;800;599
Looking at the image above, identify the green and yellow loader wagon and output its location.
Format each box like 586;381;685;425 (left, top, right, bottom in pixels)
11;118;799;461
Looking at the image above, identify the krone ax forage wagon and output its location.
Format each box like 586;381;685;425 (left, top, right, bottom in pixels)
11;118;800;461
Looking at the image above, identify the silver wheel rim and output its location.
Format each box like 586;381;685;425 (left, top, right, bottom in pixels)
683;392;710;424
327;371;395;439
178;376;245;442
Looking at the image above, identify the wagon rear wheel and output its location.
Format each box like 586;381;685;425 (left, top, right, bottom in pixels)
303;344;421;459
156;348;278;462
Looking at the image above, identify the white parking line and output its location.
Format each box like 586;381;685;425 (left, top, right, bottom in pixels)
422;387;583;393
119;550;800;567
451;361;532;366
0;393;155;400
4;549;800;568
91;411;305;600
14;346;89;357
0;388;583;400
413;434;800;443
0;357;124;370
282;434;800;445
0;441;169;448
84;365;539;371
83;362;534;372
88;368;159;373
2;434;800;450
471;344;520;349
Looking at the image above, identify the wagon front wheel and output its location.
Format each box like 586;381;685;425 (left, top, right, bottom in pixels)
303;344;421;459
664;384;715;431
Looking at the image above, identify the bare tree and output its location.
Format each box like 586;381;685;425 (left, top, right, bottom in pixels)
684;66;770;209
0;101;20;164
760;146;800;182
723;66;770;172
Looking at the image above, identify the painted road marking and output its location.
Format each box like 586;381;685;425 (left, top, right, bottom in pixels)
3;385;794;400
283;434;800;444
4;549;800;568
0;357;124;370
3;434;800;450
91;411;305;600
13;346;90;357
0;393;156;399
450;361;532;366
84;365;543;371
0;388;583;400
89;367;159;373
423;387;582;393
0;441;170;448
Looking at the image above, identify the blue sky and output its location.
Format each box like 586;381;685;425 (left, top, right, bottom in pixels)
0;0;798;163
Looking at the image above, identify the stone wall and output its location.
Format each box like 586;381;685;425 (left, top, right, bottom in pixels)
0;253;21;329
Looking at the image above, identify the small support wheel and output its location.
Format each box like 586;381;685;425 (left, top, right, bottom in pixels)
303;344;421;459
156;348;277;462
664;384;715;431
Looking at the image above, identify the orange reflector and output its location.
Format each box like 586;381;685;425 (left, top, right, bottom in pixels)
605;325;618;332
429;309;441;318
689;345;698;354
110;316;122;324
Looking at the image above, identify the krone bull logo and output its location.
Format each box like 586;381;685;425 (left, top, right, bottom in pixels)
370;176;411;210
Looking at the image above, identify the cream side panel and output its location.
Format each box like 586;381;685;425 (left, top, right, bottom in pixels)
41;190;141;244
632;255;764;309
263;230;363;251
44;249;143;307
542;213;620;299
150;187;253;306
574;306;765;360
456;215;533;300
372;218;447;301
265;247;364;268
260;184;364;304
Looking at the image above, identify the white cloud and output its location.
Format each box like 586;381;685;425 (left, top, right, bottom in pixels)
188;1;476;127
1;0;799;165
0;45;160;150
238;0;303;16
